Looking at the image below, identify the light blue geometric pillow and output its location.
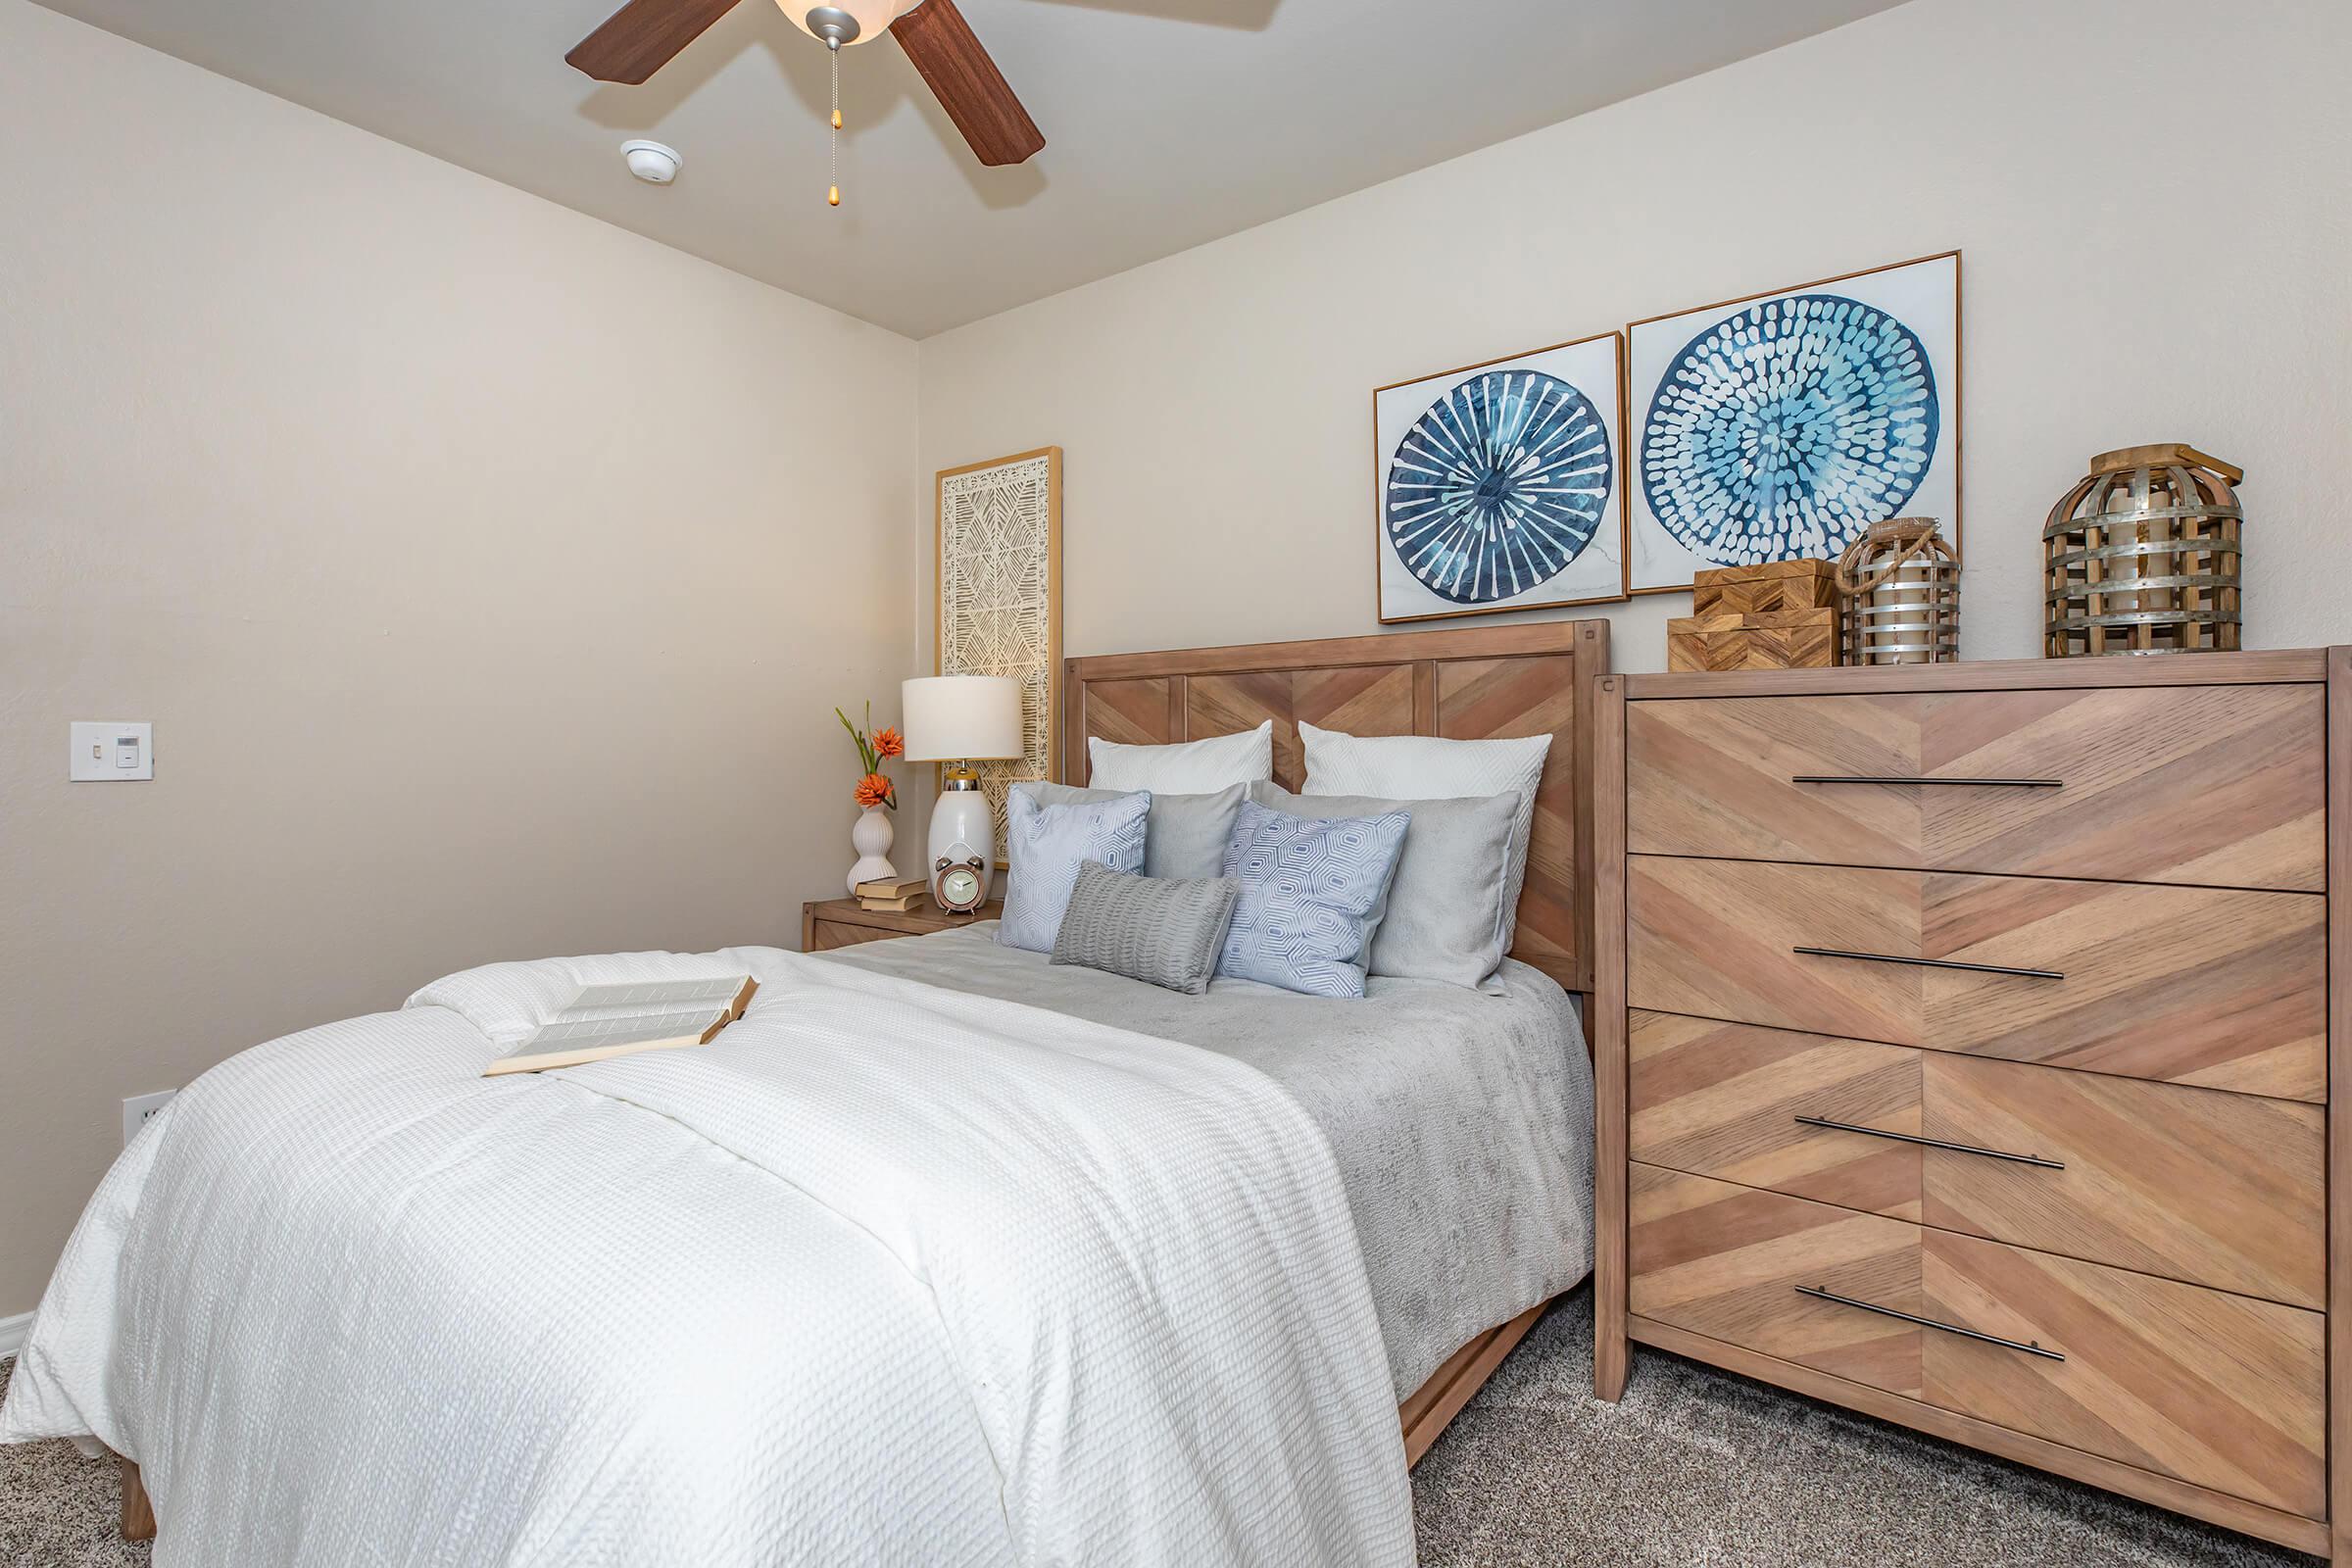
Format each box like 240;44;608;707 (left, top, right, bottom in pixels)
1216;798;1411;999
998;788;1152;954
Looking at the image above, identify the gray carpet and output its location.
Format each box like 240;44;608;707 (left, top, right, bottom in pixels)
0;1295;2318;1566
0;1355;144;1568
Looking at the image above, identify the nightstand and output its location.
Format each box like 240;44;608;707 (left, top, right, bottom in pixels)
802;896;1004;953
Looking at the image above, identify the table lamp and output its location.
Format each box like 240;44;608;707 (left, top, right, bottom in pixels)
901;675;1024;911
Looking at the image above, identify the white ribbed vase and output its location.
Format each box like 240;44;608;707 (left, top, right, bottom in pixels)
847;805;899;894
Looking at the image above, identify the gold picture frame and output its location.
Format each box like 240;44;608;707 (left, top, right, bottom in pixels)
935;446;1063;860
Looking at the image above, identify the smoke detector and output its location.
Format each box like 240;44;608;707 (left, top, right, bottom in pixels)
620;140;682;184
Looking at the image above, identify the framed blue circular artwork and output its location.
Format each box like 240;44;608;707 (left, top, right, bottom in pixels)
1642;294;1936;565
1383;368;1613;608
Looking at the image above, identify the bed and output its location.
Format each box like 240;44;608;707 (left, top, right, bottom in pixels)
0;618;1608;1564
1046;616;1609;1455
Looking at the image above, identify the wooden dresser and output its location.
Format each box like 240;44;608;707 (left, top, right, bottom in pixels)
1592;649;2349;1561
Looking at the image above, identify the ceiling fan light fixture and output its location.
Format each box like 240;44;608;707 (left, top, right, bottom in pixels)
782;1;919;48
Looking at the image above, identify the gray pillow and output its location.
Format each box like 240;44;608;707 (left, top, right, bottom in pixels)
1051;859;1240;995
1018;780;1246;882
1250;780;1521;993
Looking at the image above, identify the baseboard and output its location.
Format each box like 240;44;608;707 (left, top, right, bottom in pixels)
0;1309;31;1360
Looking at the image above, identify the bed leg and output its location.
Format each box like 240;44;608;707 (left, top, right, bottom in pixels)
119;1456;157;1542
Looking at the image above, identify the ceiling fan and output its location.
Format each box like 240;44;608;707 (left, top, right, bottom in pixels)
566;0;1045;183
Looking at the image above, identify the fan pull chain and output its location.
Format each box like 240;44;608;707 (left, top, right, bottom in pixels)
827;44;842;207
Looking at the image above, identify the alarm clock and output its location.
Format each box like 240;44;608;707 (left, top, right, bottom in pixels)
933;855;989;914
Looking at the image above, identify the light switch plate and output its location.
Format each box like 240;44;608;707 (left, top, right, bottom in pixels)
70;720;153;781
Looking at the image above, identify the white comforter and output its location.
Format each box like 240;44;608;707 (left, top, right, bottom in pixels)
0;948;1413;1567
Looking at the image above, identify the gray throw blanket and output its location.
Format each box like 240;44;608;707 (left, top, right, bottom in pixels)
826;922;1594;1397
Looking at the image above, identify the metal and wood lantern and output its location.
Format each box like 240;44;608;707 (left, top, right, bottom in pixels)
1835;516;1959;665
2043;444;2243;657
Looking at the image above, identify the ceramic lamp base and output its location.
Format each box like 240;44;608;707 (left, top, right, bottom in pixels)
927;780;996;906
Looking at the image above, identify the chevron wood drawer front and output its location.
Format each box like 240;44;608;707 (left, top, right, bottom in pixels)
1625;685;2325;891
1629;1011;2326;1305
1626;856;2327;1101
1921;1231;2325;1518
1596;650;2351;1560
1920;1053;2325;1309
1628;1165;1925;1397
1628;1168;2327;1520
1629;1011;1925;1220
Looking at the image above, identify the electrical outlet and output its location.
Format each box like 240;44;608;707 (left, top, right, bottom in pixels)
122;1090;177;1148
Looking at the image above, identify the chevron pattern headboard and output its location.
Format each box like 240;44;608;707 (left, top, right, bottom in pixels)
1061;618;1610;1000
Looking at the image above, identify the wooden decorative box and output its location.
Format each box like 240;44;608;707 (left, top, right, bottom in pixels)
1666;608;1839;671
1690;559;1838;617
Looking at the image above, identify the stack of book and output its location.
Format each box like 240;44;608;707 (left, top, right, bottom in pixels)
855;876;930;914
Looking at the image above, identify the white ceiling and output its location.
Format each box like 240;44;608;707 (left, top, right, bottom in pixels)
39;0;1907;337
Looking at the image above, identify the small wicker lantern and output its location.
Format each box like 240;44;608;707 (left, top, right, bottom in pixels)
1836;517;1959;665
2043;444;2242;657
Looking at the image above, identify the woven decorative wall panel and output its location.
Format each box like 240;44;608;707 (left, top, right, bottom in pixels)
937;446;1062;854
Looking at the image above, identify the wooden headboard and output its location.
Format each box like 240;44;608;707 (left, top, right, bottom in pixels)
1061;619;1611;997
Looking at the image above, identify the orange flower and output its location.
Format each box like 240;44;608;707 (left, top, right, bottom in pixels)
873;726;906;760
853;772;896;809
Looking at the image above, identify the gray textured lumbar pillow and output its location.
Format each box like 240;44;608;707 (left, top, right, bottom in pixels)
1019;780;1247;882
1051;859;1240;995
1250;780;1521;993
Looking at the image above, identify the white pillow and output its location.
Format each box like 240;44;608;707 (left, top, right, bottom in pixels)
1299;720;1551;946
1089;719;1273;793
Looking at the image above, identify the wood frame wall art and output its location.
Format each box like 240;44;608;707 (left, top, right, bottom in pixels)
936;446;1062;861
1372;332;1630;623
1624;250;1962;596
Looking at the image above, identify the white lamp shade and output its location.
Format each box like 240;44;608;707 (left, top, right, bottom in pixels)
776;0;920;44
901;675;1024;761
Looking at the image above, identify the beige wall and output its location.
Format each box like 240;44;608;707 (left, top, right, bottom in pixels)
917;0;2351;670
0;1;919;1317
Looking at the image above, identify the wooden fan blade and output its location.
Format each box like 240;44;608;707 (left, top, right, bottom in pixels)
566;0;745;83
889;0;1046;168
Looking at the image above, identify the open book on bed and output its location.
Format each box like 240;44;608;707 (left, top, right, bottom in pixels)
481;973;759;1077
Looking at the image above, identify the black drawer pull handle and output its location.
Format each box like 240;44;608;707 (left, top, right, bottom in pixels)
1792;1114;2065;1170
1793;946;2065;981
1791;775;2063;788
1795;1285;2065;1361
